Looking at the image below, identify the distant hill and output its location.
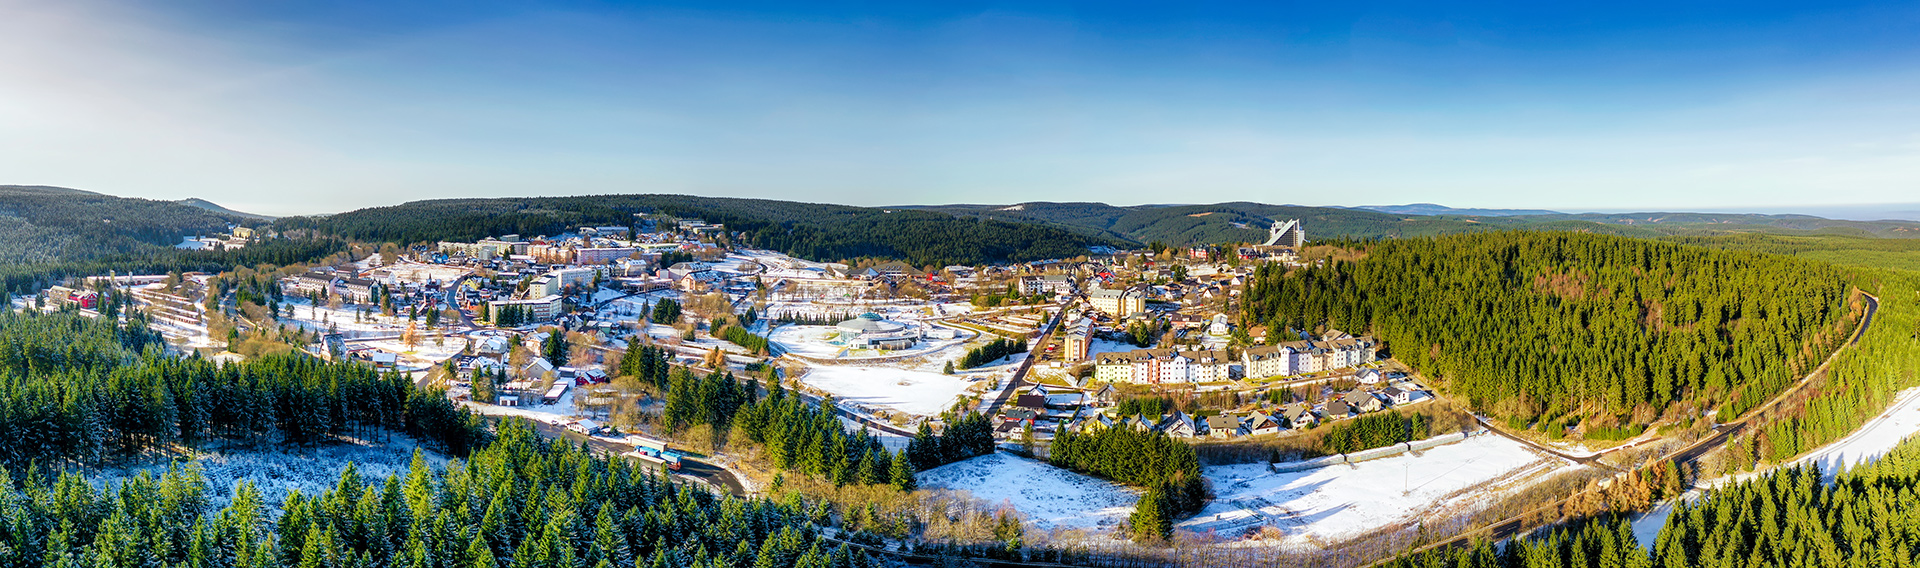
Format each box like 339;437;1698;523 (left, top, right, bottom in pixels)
0;185;247;264
908;201;1561;245
909;201;1920;246
275;194;1128;267
1353;203;1562;217
177;198;275;221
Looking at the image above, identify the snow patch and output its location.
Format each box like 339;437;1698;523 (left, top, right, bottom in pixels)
920;452;1138;531
798;366;977;416
93;436;451;509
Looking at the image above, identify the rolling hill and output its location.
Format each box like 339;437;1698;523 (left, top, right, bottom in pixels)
178;197;276;221
909;201;1920;246
274;194;1129;267
0;185;250;264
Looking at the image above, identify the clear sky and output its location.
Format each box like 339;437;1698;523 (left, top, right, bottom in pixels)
4;0;1920;216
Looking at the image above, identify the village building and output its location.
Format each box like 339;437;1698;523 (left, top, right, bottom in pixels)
1088;286;1147;316
835;313;922;350
1343;390;1385;413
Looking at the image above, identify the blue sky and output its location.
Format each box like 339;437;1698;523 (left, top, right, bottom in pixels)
3;1;1919;216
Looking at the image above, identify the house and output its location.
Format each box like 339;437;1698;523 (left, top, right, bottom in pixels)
522;358;557;380
861;262;919;280
1244;412;1283;436
1325;399;1351;418
1179;350;1234;382
1120;413;1160;432
1382;386;1413;405
542;382;570;405
1088;286;1147;316
1015;394;1049;411
1001;407;1040;426
567;419;602;435
337;278;378;304
1093;383;1120;405
1204;415;1245;438
1093;351;1137;383
1160;411;1200;438
1242;345;1295;379
1357;368;1384;385
1061;318;1094;362
1045;392;1087;409
476;335;512;357
1038;274;1077;294
1283;403;1318;429
1343;390;1384;414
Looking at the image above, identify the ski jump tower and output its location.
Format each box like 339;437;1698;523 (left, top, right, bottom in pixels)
1264;219;1305;249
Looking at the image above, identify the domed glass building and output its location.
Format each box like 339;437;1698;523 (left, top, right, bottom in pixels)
835;313;921;350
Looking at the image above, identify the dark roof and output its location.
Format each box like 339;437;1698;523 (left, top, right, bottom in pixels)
1015;395;1048;409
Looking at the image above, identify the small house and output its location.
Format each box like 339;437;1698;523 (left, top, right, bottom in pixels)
1283;403;1318;429
1244;412;1283;436
1344;390;1384;413
1160;411;1200;438
1205;415;1244;438
1382;386;1412;405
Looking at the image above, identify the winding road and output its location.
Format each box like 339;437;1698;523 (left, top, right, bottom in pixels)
517;418;750;495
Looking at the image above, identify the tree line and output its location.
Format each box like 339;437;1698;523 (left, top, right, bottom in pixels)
959;337;1027;369
0;420;889;568
712;323;769;354
903;411;996;471
1241;231;1856;430
1320;411;1434;455
1047;427;1205;542
615;344;918;492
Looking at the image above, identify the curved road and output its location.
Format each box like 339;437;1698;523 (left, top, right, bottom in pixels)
515;418;750;495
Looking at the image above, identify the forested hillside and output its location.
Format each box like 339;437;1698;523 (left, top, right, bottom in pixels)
0;185;249;264
0;311;486;467
1242;232;1859;430
275;195;1123;266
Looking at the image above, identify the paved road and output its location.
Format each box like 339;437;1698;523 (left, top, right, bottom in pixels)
517;418;749;495
979;309;1065;416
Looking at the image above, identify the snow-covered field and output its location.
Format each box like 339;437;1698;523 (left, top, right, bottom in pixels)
468;388;583;425
798;366;979;416
1183;434;1563;544
594;290;683;323
283;298;410;337
1087;338;1140;356
1795;386;1920;476
840;416;911;451
94;436;452;508
769;324;969;360
920;452;1139;531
